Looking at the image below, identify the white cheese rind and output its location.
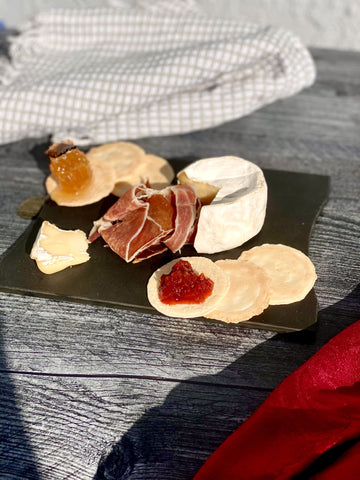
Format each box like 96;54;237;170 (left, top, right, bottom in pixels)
180;156;267;254
30;221;90;274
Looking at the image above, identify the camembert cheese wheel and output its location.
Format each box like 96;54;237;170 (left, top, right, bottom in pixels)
178;156;267;254
30;221;90;274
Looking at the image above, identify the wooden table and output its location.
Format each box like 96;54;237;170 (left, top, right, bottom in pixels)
0;48;359;480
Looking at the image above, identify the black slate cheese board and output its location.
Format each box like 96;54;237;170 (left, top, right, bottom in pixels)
0;162;329;332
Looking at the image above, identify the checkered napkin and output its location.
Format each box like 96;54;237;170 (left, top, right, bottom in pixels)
0;1;316;146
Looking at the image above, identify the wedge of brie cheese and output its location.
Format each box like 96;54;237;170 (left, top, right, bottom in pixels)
30;220;90;274
178;156;267;254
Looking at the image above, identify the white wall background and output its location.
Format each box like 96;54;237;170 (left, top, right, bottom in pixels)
1;0;360;51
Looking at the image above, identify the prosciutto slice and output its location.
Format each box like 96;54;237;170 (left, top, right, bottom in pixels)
164;184;200;253
90;183;200;262
100;206;150;262
88;185;148;243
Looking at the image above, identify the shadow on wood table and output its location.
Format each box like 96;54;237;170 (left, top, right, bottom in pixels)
93;284;360;480
0;329;41;479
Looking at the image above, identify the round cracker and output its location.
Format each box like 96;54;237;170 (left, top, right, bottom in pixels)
205;259;271;323
111;178;143;197
45;159;116;206
111;153;175;197
86;141;145;184
140;154;175;189
239;244;317;305
147;256;230;318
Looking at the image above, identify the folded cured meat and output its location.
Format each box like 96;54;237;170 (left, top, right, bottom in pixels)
89;184;200;262
164;185;200;253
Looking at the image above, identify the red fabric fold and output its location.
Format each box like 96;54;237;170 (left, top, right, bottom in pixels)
312;438;360;479
194;320;360;480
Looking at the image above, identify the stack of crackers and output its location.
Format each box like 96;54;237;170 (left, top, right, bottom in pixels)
148;244;317;323
46;141;175;206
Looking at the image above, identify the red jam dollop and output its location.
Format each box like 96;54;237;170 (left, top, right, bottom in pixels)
159;259;214;305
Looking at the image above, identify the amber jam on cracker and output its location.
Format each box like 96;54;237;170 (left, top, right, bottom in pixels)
46;142;92;195
159;259;214;305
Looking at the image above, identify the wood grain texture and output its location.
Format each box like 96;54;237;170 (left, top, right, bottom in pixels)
0;373;269;480
0;48;360;479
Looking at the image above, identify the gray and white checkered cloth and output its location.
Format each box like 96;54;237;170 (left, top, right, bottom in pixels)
0;1;315;146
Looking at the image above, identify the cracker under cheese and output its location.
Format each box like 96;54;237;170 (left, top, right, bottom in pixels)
178;156;267;254
239;244;317;305
147;256;230;318
206;259;271;323
45;159;116;207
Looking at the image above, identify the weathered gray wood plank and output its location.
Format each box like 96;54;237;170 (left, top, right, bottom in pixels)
0;373;269;480
1;282;359;389
0;292;276;384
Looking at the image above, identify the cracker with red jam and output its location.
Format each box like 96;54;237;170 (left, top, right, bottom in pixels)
147;257;230;318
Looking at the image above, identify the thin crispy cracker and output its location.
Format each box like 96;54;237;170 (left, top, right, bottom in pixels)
111;178;143;197
239;244;317;305
205;259;271;323
140;154;175;189
147;257;230;318
86;141;145;184
111;153;175;196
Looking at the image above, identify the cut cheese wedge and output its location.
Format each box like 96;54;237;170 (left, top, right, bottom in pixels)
178;156;267;254
30;221;90;274
177;171;220;205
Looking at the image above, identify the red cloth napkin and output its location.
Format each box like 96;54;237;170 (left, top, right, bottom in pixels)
194;320;360;480
312;439;360;479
